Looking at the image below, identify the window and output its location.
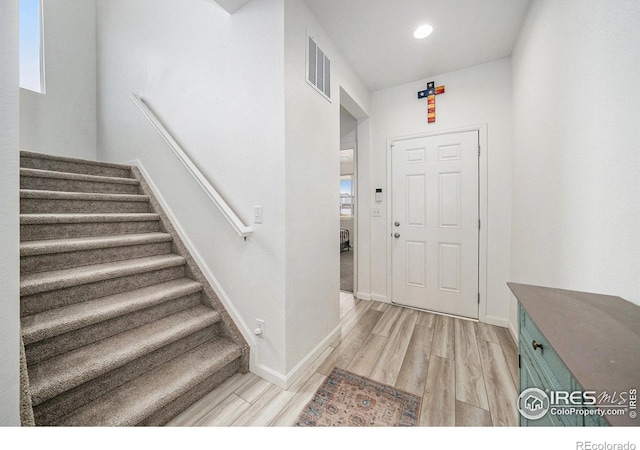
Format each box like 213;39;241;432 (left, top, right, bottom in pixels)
340;176;354;218
19;0;45;93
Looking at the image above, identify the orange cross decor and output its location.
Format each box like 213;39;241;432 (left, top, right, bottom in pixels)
418;81;445;123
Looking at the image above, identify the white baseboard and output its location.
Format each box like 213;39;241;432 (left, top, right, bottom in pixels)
508;320;519;348
281;324;341;389
482;315;510;329
370;293;388;303
250;324;341;389
354;291;390;303
248;352;287;389
127;159;256;348
482;314;518;348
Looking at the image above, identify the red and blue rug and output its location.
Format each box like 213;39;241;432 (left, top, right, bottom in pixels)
296;367;421;427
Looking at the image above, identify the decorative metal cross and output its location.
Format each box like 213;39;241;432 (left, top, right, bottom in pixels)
418;81;445;123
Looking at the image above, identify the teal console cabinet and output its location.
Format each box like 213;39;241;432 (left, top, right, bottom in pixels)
508;283;640;427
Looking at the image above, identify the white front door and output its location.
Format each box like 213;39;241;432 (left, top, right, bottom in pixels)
391;131;479;319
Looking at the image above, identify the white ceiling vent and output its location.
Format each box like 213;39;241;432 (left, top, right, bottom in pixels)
307;35;331;101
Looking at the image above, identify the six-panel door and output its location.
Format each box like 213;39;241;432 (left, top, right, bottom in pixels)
391;131;479;318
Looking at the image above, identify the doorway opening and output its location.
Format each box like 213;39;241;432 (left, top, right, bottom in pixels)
340;106;357;293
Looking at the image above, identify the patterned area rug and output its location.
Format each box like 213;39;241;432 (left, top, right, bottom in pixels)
295;367;421;427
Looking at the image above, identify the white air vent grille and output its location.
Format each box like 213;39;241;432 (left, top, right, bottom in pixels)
307;35;331;100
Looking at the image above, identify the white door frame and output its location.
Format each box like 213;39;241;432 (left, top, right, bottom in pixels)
386;124;489;322
341;140;358;295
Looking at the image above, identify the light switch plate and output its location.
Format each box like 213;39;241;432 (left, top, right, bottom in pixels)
254;206;263;224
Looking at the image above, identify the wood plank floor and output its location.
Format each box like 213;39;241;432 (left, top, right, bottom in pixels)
168;292;519;427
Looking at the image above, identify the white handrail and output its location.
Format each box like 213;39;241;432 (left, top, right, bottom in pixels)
131;94;254;240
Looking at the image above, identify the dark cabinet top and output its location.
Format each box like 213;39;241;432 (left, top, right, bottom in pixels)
508;282;640;427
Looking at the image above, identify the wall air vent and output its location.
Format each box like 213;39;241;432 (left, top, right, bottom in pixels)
307;34;331;101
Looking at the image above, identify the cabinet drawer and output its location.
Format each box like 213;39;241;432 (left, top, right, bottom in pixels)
519;306;574;393
519;347;576;426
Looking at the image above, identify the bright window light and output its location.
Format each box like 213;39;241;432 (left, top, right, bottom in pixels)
19;0;45;93
414;24;434;39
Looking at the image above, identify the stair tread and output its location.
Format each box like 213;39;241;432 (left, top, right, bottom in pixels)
29;305;222;406
57;337;242;426
21;278;203;345
20;168;140;185
21;232;173;256
20;189;149;202
20;254;186;296
21;150;133;172
20;213;161;224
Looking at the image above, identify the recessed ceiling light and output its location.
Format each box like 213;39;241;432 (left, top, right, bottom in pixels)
414;24;434;39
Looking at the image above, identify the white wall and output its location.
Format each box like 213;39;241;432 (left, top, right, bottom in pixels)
0;0;21;426
283;0;370;375
510;0;640;327
366;59;513;324
20;0;97;160
97;0;289;380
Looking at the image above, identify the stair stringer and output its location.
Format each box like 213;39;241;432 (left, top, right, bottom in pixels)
129;164;250;373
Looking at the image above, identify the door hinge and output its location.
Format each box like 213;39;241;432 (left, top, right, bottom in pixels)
477;293;481;304
478;219;481;230
518;354;521;369
478;145;481;157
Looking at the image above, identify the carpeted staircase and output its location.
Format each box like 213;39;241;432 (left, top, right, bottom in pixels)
19;150;249;426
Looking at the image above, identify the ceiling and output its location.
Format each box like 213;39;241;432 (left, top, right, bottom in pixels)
302;0;532;92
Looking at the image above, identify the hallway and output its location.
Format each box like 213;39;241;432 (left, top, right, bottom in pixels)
340;249;353;292
168;294;518;427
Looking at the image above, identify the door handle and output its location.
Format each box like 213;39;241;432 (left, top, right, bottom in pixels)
532;340;544;351
394;233;401;238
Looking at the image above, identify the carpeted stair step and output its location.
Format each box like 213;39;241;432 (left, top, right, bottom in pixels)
20;168;141;194
21;255;187;316
55;337;242;426
25;292;205;365
21;150;132;179
20;189;151;214
21;232;174;274
20;213;162;241
32;325;218;425
23;280;204;364
22;278;203;345
28;305;222;407
21;254;186;297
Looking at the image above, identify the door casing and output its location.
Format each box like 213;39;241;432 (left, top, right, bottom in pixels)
341;140;358;295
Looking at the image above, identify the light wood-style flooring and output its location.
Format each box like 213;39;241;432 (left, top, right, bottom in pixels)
168;293;519;427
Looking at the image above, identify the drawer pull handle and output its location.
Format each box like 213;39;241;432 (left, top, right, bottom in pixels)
532;340;544;351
